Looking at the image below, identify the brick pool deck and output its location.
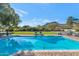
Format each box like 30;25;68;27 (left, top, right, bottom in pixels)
12;50;79;56
63;35;79;41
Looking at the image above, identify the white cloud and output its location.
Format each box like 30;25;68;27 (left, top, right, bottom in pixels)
15;9;29;17
16;9;28;14
42;19;51;23
53;19;59;22
19;18;50;26
50;18;60;22
19;17;61;27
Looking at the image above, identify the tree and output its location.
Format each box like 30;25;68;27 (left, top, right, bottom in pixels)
66;16;74;29
36;25;43;31
22;25;31;31
0;3;21;33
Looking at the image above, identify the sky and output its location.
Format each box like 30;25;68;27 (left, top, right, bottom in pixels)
11;3;79;26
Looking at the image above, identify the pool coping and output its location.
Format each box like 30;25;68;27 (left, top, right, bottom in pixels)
12;35;79;42
12;34;59;36
16;50;79;52
63;35;79;41
12;50;79;56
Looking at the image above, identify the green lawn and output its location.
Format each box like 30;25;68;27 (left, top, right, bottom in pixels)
13;31;35;35
12;31;58;35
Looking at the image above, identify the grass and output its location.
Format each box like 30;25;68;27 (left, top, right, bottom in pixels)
42;32;58;35
12;31;35;35
12;31;58;35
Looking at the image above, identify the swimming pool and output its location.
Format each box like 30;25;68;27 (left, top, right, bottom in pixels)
0;36;79;56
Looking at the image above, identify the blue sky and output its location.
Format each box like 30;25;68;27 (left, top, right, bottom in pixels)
11;3;79;26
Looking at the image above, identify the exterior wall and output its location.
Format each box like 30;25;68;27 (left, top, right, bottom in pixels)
64;29;75;32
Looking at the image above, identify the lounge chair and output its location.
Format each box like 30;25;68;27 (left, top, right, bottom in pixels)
58;32;62;35
66;30;73;36
35;31;43;36
74;33;79;37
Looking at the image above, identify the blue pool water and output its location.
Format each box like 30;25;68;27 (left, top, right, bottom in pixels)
0;36;79;55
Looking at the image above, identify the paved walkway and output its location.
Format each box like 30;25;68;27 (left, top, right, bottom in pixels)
63;35;79;41
13;50;79;56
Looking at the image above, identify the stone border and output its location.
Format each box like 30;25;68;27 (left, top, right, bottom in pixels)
12;50;79;56
11;34;61;37
63;35;79;41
